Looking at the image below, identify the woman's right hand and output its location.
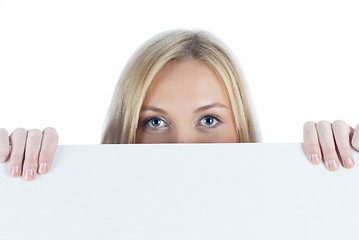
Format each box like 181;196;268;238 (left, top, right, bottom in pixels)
0;127;58;181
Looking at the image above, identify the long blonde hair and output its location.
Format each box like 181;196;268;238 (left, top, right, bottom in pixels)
102;29;261;143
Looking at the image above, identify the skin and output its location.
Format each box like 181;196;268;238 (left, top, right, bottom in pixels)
1;60;359;180
0;127;58;181
136;60;238;143
303;120;359;170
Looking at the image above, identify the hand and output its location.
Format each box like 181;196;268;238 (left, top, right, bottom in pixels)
303;120;359;171
0;127;59;180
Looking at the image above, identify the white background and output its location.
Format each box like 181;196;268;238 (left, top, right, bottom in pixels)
0;0;358;144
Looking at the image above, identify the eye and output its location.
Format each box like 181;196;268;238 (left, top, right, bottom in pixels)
143;117;168;129
198;115;222;128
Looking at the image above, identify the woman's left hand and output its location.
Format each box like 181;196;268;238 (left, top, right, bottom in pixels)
303;120;359;171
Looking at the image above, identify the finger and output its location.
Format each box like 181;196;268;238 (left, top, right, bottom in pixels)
332;120;355;168
23;129;43;181
38;127;59;174
303;121;322;164
9;128;27;177
316;120;340;171
0;128;10;163
352;124;359;152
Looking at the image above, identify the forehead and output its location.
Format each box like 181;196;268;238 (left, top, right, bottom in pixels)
144;60;230;106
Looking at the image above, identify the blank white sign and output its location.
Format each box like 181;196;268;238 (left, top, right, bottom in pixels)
1;143;359;240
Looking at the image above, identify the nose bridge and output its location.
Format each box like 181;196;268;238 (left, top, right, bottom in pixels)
172;125;197;143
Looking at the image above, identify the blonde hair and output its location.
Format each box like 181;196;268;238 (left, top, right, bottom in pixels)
102;29;261;143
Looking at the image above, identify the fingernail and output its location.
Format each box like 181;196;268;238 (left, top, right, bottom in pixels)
326;159;339;171
10;165;20;177
310;154;320;164
24;169;34;180
343;158;354;168
38;163;47;174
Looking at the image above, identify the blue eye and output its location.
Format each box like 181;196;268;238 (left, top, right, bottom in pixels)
143;117;168;129
199;115;222;128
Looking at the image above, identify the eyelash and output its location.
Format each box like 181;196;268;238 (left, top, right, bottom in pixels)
142;116;169;130
197;114;223;129
141;114;223;130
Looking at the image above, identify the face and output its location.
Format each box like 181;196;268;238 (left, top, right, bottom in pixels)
136;60;238;143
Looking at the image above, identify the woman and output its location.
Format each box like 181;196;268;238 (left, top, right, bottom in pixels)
1;29;358;180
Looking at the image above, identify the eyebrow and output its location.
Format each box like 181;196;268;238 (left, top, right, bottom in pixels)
140;106;168;114
194;102;229;113
140;103;229;114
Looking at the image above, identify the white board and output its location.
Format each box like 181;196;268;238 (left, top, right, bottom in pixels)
1;143;359;240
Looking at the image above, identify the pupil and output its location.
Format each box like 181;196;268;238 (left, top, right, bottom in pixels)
152;119;160;126
205;117;213;125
